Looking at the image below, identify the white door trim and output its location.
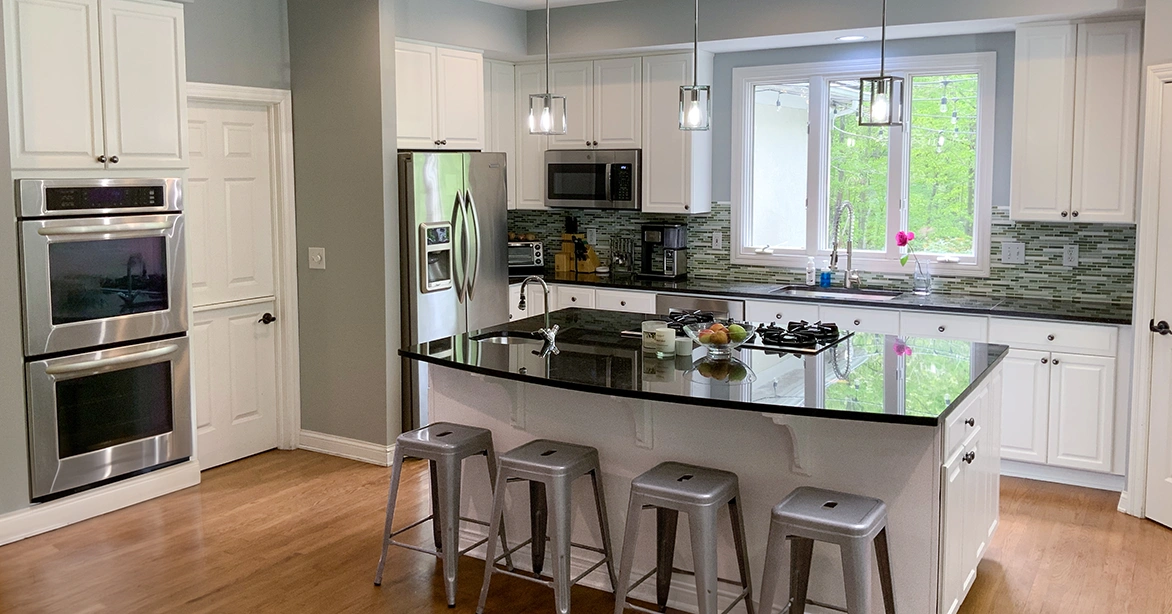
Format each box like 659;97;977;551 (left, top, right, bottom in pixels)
187;82;302;451
1125;63;1172;518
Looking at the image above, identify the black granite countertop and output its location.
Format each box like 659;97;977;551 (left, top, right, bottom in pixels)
400;308;1009;427
509;270;1132;325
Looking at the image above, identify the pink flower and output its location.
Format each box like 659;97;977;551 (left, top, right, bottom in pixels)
896;230;916;247
894;340;914;357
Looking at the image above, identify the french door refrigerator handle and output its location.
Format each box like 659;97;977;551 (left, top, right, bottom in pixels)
44;345;179;376
464;190;482;301
450;192;467;302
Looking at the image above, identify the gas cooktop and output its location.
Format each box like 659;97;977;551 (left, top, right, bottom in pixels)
740;321;854;355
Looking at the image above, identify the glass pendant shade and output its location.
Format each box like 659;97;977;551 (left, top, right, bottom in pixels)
528;93;567;135
858;75;904;126
679;85;711;131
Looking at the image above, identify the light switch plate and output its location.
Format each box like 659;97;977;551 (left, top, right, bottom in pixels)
308;247;326;270
1001;242;1025;265
712;231;722;250
586;228;598;245
1063;245;1079;267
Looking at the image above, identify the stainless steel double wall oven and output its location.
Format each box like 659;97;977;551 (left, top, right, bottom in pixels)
18;179;192;501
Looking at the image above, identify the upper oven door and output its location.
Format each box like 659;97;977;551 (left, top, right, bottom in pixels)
19;178;182;218
20;214;188;356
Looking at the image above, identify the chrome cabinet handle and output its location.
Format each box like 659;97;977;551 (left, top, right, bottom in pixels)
45;345;179;376
963;451;976;464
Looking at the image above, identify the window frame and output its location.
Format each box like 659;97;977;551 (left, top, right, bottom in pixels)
730;52;996;276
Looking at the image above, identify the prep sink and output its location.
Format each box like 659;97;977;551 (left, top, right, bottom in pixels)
471;331;545;345
769;285;903;302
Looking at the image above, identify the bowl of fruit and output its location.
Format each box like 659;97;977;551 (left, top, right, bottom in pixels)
681;320;756;360
688;356;756;385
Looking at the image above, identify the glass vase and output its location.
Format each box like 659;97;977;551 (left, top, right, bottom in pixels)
912;261;932;296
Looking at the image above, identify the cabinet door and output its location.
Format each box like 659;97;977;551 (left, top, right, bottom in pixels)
100;0;187;169
1048;353;1116;472
962;431;986;594
548;61;594;149
744;300;820;326
436;47;484;150
514;64;548;209
593;57;641;148
5;0;106;170
396;41;438;149
595;289;656;314
485;60;517;208
1010;24;1077;222
508;284;522;322
642;53;711;214
999;349;1051;464
1070;20;1141;224
939;449;966;614
555;286;594;310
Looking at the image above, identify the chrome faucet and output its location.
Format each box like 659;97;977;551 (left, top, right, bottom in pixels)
829;201;862;289
518;276;559;356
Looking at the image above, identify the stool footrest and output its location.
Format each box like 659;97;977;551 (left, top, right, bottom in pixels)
626;565;743;593
388;515;497;559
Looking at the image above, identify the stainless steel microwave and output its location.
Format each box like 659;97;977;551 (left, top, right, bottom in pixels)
545;149;640;209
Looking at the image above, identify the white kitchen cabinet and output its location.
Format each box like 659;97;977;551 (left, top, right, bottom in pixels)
547;57;641;150
508;283;522;322
395;41;483;150
484;60;517;209
998;349;1051;464
1010;21;1141;223
5;0;186;171
514;64;548;210
555;285;595;310
899;312;987;342
744;300;820;326
595;288;656;314
642;53;712;214
1047;353;1116;472
819;305;900;335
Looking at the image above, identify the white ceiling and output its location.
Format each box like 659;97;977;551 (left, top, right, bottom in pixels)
474;0;621;9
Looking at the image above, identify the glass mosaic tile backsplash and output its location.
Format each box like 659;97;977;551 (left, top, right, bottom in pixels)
508;203;1136;306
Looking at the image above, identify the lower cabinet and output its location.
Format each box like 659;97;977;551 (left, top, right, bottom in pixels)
999;349;1051;464
1047;353;1116;472
555;285;596;310
595;288;656;314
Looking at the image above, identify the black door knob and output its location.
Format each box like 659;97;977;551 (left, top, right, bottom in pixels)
97;155;107;163
963;451;976;464
259;312;277;325
1152;320;1172;335
1061;211;1069;218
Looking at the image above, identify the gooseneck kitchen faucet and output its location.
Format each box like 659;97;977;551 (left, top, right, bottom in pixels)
518;275;559;356
830;200;862;289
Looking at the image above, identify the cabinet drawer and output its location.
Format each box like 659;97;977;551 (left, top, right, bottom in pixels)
988;318;1117;355
555;286;595;309
900;312;988;342
945;396;981;459
596;289;656;313
820;306;900;335
745;300;821;325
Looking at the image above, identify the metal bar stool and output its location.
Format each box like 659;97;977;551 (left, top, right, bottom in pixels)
614;462;755;614
374;422;512;607
476;439;618;614
758;487;895;614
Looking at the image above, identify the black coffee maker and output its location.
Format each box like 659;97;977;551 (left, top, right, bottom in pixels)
639;223;688;280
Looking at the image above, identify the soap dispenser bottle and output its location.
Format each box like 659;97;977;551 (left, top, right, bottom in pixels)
805;257;817;285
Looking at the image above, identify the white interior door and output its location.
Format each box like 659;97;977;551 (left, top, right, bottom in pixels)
188;99;280;469
1146;77;1172;529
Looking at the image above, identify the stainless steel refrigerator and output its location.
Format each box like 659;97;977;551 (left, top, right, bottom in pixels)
400;151;509;431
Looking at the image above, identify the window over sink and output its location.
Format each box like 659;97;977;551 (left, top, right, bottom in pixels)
731;53;995;276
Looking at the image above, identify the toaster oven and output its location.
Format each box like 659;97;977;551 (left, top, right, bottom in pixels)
508;241;544;274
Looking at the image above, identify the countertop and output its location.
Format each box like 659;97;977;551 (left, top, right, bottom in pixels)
400;308;1009;427
509;270;1132;325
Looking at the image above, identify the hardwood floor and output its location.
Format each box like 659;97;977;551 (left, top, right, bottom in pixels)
0;450;1169;613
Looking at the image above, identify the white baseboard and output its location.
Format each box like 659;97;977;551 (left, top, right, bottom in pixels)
0;460;201;547
1001;460;1126;492
298;430;394;466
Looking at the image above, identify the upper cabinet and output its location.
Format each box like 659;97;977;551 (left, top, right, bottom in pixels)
548;57;641;150
643;53;712;215
1010;21;1141;224
5;0;187;171
395;41;484;151
514;63;548;210
484;59;517;209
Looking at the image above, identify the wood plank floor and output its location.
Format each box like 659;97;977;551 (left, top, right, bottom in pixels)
0;450;1169;613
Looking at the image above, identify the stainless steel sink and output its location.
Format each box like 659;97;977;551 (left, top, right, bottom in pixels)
471;331;545;345
769;285;903;302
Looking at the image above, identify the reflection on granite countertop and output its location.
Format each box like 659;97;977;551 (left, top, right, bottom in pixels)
510;269;1132;325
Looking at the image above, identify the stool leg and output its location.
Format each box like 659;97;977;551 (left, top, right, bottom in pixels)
530;481;548;576
613;492;645;614
436;456;462;607
430;461;443;553
841;539;874;614
484;449;514;571
589;468;619;591
687;508;719;614
727;497;755;614
476;470;509;614
755;520;786;614
655;508;679;611
549;477;574;614
789;537;814;614
374;447;406;586
874;528;896;614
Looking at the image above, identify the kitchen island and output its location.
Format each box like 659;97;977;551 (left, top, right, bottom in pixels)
401;309;1007;614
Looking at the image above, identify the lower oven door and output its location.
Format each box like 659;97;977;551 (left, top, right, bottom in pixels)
26;336;192;500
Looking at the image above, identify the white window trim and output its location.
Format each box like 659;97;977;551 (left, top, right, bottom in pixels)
731;52;996;277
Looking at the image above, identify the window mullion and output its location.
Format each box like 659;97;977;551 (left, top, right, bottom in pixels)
808;76;828;257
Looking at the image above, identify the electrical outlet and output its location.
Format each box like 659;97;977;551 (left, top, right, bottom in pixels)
711;231;722;250
1001;242;1025;265
308;247;326;270
1063;245;1079;267
586;228;598;245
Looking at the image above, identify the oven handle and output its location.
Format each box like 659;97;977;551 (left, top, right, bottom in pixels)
605;163;613;202
44;345;179;376
37;220;175;236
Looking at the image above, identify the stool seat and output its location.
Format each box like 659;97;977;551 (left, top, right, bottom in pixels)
773;487;887;540
498;439;599;479
396;422;493;457
630;461;738;509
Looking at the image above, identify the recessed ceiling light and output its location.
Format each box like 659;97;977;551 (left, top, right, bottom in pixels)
836;35;867;42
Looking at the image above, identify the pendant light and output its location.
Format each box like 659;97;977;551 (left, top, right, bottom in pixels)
528;0;567;135
679;0;710;131
858;0;903;126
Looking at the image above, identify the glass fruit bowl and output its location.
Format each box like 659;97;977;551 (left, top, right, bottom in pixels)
681;320;756;360
686;356;756;385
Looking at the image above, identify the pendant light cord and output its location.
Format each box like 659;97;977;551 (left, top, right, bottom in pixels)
545;0;551;91
692;0;699;87
880;0;887;77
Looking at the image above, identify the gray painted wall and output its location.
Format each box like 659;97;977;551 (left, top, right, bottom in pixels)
1146;0;1172;65
396;0;527;58
712;33;1015;205
288;0;400;445
184;0;291;89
